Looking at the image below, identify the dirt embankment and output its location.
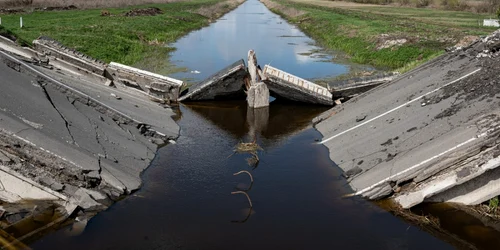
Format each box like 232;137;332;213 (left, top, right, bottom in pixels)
260;0;306;17
193;0;246;20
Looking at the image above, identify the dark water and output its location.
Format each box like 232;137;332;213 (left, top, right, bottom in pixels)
32;101;451;250
168;0;372;83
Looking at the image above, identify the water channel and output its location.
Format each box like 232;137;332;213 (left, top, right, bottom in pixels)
32;0;456;249
168;0;372;83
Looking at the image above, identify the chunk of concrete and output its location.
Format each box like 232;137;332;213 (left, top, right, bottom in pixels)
263;65;333;106
179;59;247;101
0;165;66;202
107;62;183;102
70;188;106;211
247;82;269;108
0;151;12;164
33;37;107;75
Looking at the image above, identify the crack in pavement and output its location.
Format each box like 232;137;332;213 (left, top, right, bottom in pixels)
36;80;77;146
68;96;108;166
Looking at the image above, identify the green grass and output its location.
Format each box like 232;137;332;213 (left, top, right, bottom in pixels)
0;0;234;72
267;0;497;70
489;196;499;212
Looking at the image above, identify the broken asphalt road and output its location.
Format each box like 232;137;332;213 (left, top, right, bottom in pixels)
315;30;500;203
0;50;180;202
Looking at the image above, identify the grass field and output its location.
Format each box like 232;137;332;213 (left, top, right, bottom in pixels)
0;0;242;73
262;0;497;71
0;0;179;9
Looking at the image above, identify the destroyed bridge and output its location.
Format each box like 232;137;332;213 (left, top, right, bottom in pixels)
28;37;390;108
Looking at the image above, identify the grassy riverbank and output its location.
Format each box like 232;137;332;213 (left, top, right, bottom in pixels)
0;0;243;73
261;0;497;71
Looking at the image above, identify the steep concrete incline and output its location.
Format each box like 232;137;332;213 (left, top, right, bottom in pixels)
0;48;180;210
315;30;500;204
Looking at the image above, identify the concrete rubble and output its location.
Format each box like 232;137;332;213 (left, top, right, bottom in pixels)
177;50;341;106
107;62;184;102
32;36;184;103
178;59;247;101
314;29;500;209
263;64;333;106
329;72;399;100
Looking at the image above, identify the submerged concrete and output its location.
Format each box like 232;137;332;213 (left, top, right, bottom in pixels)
178;59;247;101
314;29;500;207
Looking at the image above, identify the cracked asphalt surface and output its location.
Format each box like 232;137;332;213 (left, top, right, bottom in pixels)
315;32;500;199
0;51;180;200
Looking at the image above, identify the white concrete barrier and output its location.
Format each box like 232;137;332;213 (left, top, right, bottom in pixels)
483;19;500;27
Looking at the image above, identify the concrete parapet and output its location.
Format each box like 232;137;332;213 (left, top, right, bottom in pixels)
107;62;184;102
179;59;247;101
263;65;333;106
33;36;107;75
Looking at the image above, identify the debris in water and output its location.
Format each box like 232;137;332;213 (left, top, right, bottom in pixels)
234;140;262;167
231;191;253;208
233;170;254;183
235;141;262;154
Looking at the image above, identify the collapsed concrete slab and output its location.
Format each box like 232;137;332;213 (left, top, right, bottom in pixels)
107;62;184;102
0;165;67;203
263;65;333;106
178;59;247;101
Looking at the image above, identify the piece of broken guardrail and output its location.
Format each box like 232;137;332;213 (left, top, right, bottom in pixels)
106;62;183;102
32;36;184;103
262;64;333;106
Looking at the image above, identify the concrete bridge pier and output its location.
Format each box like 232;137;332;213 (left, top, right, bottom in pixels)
246;50;269;109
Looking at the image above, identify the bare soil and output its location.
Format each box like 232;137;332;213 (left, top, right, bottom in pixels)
124;7;163;16
193;0;245;20
260;0;306;17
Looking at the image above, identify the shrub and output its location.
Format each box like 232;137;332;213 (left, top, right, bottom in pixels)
415;0;431;7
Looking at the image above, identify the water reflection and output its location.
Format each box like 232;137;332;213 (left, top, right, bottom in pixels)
182;100;329;149
168;0;370;83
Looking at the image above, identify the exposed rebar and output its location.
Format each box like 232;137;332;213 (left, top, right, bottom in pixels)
231;191;253;208
233;170;253;183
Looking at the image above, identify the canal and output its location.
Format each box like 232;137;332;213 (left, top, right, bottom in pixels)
32;0;453;249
